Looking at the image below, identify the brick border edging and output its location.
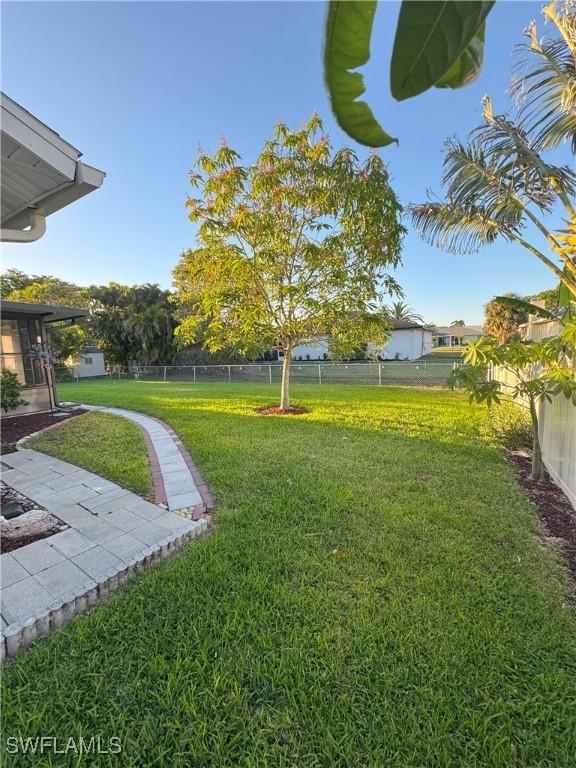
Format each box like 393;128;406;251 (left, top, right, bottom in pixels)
133;424;168;506
0;519;208;663
15;408;217;523
145;415;217;521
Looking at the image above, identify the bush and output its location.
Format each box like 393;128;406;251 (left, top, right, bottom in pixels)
488;402;533;451
54;365;74;383
1;368;28;413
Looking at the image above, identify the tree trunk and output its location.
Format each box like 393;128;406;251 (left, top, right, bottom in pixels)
280;347;292;411
528;397;544;482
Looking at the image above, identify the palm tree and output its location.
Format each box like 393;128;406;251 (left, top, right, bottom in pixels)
483;292;527;343
386;300;424;324
510;0;576;152
409;0;576;298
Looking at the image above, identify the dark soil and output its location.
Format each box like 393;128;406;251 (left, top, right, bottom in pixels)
257;406;310;416
1;527;64;555
0;482;66;554
505;450;576;579
0;408;87;449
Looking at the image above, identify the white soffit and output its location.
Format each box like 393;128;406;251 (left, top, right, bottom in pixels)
1;92;105;231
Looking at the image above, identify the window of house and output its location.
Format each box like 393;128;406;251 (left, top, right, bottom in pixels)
0;318;46;387
84;357;93;365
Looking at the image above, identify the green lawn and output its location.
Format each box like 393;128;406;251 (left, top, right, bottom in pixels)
27;411;153;499
2;380;575;767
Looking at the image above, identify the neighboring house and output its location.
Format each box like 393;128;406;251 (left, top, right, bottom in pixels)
368;321;433;361
519;302;561;342
283;322;433;362
68;346;106;378
520;317;560;342
1;301;88;415
1;91;105;243
432;325;484;347
290;338;331;361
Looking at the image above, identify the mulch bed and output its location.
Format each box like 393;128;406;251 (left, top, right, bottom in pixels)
257;406;309;416
1;408;87;448
0;481;66;553
505;450;576;580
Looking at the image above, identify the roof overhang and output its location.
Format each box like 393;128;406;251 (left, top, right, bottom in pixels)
1;300;88;323
1;92;105;240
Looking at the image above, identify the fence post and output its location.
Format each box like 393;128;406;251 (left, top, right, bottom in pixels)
318;364;322;384
378;363;382;386
228;365;232;384
269;365;272;385
163;366;167;382
193;366;196;383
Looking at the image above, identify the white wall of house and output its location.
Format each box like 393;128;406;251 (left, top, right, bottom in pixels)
69;350;105;378
521;318;560;342
368;328;433;361
432;326;483;347
290;338;331;361
286;329;433;362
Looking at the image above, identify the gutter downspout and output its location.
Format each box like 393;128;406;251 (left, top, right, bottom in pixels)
1;211;46;242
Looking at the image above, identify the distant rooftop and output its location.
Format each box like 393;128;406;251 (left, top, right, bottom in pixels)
389;320;433;331
433;325;483;336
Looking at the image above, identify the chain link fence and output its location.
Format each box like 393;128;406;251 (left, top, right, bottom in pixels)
103;361;460;387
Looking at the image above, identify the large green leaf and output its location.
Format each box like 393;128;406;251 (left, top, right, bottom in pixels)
391;1;495;101
435;23;486;89
494;295;555;320
324;0;397;147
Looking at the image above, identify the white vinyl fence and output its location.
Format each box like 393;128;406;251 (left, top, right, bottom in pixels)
491;364;576;509
105;361;460;388
538;394;576;508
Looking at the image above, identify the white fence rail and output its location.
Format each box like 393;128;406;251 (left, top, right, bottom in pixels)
103;361;460;387
491;364;576;509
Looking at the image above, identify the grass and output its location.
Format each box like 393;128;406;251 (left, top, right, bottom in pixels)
420;347;466;360
27;411;153;499
2;380;576;767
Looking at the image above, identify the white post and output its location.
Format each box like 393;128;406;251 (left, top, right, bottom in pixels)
163;366;167;381
318;364;322;384
193;366;196;384
228;365;232;383
269;365;272;385
378;363;382;386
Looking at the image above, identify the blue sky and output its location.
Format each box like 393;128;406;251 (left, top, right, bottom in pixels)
1;0;563;324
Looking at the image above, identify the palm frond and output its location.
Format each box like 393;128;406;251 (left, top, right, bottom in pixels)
443;139;526;224
408;202;504;254
511;1;576;151
472;98;576;208
494;295;557;319
386;300;424;323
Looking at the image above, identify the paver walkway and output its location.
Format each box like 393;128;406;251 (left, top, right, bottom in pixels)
81;406;214;515
1;449;205;657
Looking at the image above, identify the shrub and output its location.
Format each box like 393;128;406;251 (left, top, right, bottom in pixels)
488;402;533;452
1;368;28;414
54;365;74;383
